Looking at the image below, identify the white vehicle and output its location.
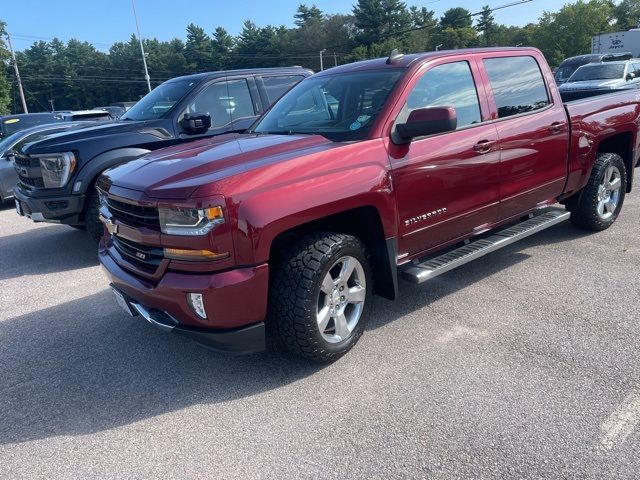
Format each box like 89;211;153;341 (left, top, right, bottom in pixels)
592;30;640;57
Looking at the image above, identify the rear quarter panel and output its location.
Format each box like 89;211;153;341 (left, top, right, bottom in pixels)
564;91;640;195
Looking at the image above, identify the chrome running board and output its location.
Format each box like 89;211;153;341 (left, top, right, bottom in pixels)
400;208;570;284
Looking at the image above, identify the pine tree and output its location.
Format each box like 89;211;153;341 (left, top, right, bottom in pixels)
294;4;324;28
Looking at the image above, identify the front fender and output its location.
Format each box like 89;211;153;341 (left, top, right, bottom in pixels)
232;163;397;265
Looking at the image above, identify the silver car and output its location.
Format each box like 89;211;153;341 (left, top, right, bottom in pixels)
558;60;640;101
0;122;91;203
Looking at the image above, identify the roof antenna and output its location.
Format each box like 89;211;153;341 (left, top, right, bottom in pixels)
386;49;404;64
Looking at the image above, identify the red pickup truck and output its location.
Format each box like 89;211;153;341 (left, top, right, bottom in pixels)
98;48;639;362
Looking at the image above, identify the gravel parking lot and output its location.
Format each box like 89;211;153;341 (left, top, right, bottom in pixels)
1;171;639;479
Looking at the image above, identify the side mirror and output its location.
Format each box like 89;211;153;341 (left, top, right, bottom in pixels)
396;107;457;142
626;72;636;81
180;112;212;135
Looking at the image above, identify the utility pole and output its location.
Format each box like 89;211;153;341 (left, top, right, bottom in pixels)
319;49;326;71
132;0;151;93
6;33;28;113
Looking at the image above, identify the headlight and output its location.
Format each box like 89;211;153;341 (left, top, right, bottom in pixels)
36;152;76;188
159;206;224;236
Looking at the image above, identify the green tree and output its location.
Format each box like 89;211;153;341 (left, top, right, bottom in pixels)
294;4;323;28
211;27;234;70
0;22;13;114
477;5;497;46
440;7;472;29
614;0;640;30
353;0;411;45
531;0;615;66
185;23;213;71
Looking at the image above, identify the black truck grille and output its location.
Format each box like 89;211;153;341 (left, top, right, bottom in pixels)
112;235;164;269
14;154;44;189
18;176;45;188
107;198;160;229
14;154;40;168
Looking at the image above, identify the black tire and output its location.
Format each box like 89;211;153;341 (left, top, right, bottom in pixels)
268;232;372;363
85;189;104;243
569;152;627;231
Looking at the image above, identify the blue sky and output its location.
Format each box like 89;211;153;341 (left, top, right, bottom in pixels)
4;0;565;52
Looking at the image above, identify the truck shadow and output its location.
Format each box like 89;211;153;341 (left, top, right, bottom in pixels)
0;223;591;445
0;224;98;281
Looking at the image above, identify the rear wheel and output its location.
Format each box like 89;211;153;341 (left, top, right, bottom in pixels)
569;152;626;231
85;189;104;243
269;232;372;362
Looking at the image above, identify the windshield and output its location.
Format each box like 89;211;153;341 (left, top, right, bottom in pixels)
568;64;625;82
0;130;24;152
252;70;404;142
120;79;196;121
555;66;577;82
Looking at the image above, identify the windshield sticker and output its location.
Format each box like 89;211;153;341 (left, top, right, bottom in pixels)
4;119;19;124
357;115;371;123
349;121;362;130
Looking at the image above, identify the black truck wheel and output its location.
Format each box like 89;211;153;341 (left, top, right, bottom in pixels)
569;152;627;231
85;189;104;243
269;232;372;362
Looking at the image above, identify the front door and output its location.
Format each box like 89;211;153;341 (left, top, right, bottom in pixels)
388;59;501;259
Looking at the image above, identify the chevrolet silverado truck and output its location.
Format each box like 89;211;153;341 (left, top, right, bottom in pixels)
12;67;311;240
97;48;639;362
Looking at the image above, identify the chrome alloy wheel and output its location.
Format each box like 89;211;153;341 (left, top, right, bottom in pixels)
597;165;622;220
317;256;367;343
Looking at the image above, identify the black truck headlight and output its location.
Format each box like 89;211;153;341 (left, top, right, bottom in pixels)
159;206;224;236
36;152;77;188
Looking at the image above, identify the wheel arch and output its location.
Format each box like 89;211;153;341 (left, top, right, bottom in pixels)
595;131;634;192
268;206;398;301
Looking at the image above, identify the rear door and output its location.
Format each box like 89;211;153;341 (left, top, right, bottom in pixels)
388;57;501;258
480;54;570;220
256;75;307;106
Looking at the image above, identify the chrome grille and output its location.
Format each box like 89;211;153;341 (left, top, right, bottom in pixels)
107;198;160;229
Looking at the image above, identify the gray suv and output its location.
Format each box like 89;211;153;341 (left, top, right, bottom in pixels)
559;60;640;101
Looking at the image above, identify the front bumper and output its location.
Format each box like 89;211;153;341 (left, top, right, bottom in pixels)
99;246;269;354
13;186;84;224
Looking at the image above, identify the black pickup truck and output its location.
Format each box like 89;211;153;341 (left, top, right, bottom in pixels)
13;67;312;240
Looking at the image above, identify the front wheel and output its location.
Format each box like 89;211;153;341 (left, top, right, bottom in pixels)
85;189;104;243
269;232;372;362
569;152;627;231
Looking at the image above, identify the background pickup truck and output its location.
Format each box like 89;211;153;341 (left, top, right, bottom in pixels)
97;48;639;362
12;67;312;240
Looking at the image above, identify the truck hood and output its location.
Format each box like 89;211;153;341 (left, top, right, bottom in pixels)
559;79;626;91
102;133;337;199
21;119;172;163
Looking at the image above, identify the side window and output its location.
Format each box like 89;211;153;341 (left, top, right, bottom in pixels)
261;75;305;104
483;56;550;118
186;79;255;128
399;61;482;130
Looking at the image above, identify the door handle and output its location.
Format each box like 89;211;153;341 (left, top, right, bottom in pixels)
473;139;496;154
548;122;566;134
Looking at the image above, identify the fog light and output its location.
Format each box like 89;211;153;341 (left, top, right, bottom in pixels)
164;248;229;261
187;293;207;319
